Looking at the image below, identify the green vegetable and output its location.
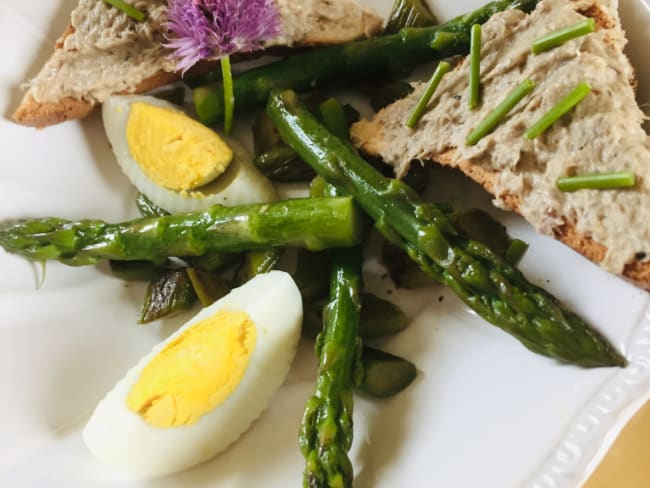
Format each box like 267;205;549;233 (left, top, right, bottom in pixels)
525;82;591;139
300;247;363;488
381;241;433;289
466;79;535;145
505;238;529;265
532;18;595;54
220;55;235;135
102;0;146;22
384;0;438;35
254;145;315;182
139;270;196;324
556;171;636;192
303;292;409;339
293;249;332;304
359;347;417;398
318;98;350;140
135;193;169;218
405;61;450;128
234;248;283;285
469;24;482;109
193;0;542;125
267;89;626;368
108;260;163;282
382;208;525;288
186;268;230;306
0;197;362;265
359;80;415;112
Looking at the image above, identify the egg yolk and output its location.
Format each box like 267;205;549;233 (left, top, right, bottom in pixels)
126;102;233;191
126;309;257;428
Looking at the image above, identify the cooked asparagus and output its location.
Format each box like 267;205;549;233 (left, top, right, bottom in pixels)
300;247;363;488
0;198;361;265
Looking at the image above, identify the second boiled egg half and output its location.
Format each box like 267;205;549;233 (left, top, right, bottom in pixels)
103;95;277;213
83;271;303;478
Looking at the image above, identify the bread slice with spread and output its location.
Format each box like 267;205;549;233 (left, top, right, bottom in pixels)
351;0;650;289
13;0;382;127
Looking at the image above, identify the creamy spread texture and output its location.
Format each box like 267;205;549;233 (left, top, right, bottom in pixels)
351;0;650;274
29;0;381;105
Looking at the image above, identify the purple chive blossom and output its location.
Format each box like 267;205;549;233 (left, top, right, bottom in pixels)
165;0;282;74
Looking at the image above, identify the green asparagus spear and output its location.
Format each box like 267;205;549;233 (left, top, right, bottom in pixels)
0;197;361;266
234;248;283;285
253;146;315;182
384;0;439;35
358;347;417;398
186;268;230;306
139;270;196;324
267;89;626;368
303;292;409;340
300;247;363;488
193;0;541;125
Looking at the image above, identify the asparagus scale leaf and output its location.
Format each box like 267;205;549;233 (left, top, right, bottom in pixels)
194;0;542;125
0;198;361;265
267;89;626;368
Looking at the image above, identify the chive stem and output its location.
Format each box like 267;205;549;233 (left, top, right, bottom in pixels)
505;239;528;265
469;24;482;110
102;0;146;22
466;79;535;146
525;82;591;139
556;171;636;192
405;61;450;128
221;55;234;135
532;18;595;54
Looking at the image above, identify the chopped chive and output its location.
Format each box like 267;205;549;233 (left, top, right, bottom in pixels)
525;82;591;139
469;24;482;110
220;55;234;135
532;18;595;54
505;239;529;265
102;0;146;22
405;61;450;128
556;171;636;192
466;79;535;146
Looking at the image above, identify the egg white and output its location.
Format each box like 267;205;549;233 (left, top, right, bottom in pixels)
83;271;302;478
103;95;277;213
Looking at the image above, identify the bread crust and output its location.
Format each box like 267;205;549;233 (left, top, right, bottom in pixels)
13;1;382;128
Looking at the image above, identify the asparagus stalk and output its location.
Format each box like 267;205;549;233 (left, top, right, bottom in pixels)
193;0;541;125
267;89;626;368
300;247;363;488
0;198;361;266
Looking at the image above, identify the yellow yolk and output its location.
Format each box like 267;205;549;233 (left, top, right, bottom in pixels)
125;102;233;191
126;310;257;428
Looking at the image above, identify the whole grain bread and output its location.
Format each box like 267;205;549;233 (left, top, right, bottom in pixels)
351;0;650;289
13;0;382;127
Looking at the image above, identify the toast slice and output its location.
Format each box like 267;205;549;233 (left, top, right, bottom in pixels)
13;0;382;127
351;0;650;289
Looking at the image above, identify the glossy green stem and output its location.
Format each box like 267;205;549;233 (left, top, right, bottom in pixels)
0;198;361;265
300;247;363;488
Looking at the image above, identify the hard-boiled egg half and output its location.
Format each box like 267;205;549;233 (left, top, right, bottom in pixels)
103;95;277;213
83;271;302;477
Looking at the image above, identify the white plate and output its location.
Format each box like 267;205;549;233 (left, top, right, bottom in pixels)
1;1;649;487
